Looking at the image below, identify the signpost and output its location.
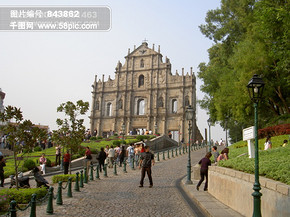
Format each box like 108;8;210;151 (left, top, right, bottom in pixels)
243;126;255;158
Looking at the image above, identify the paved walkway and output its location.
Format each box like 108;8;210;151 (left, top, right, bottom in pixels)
15;147;243;217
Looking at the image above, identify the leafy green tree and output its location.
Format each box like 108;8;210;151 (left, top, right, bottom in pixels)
198;0;289;141
53;100;89;174
0;106;47;188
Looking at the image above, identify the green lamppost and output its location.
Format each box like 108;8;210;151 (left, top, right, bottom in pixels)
207;118;212;152
247;74;265;217
185;105;194;185
154;123;158;135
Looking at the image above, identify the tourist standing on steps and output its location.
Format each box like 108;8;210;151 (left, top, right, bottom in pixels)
127;143;135;168
84;147;92;177
119;146;125;167
97;147;107;172
63;150;70;175
0;155;6;187
139;145;155;188
212;146;219;165
108;145;115;168
55;144;61;166
196;152;212;191
39;153;47;175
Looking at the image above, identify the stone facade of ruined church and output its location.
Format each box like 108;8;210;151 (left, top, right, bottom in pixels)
90;42;202;143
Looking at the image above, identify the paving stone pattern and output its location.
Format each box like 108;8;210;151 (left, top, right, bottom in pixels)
18;148;208;217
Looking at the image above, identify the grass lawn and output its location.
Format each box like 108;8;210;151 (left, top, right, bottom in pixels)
3;135;146;178
218;134;290;185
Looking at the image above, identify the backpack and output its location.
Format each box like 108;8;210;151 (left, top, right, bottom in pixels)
129;147;135;155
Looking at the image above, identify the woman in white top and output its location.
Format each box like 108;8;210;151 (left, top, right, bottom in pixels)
264;136;272;150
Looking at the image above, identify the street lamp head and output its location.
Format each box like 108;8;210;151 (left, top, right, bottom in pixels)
247;74;265;103
185;105;194;121
207;118;212;127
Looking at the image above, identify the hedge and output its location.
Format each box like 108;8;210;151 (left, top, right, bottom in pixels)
0;187;47;204
52;174;76;183
258;123;290;139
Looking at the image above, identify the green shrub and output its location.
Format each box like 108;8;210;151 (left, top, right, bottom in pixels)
0;187;47;204
78;148;85;156
23;159;36;170
33;147;42;152
136;135;149;141
121;140;126;144
90;149;98;154
97;136;103;140
52;174;76;183
112;140;121;146
90;136;97;141
114;133;118;136
46;158;52;167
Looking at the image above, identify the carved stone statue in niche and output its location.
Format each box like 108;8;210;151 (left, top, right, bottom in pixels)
158;97;164;108
95;101;100;110
185;95;190;107
118;99;123;110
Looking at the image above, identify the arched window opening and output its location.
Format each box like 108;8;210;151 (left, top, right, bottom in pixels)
106;103;112;116
138;75;144;87
172;99;177;113
137;99;145;115
140;59;144;68
185;96;189;107
158;97;163;108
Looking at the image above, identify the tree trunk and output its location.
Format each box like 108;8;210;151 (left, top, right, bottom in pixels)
13;148;19;189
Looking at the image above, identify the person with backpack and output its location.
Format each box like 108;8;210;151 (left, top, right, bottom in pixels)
126;143;135;168
139;145;155;188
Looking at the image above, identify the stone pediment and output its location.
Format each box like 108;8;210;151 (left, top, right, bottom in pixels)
125;42;161;58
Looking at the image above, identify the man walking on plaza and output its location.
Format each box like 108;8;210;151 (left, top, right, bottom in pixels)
139;145;155;188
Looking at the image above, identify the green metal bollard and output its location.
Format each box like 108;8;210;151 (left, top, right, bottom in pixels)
186;146;188;153
183;146;185;154
74;172;80;192
179;146;181;155
30;193;36;217
113;161;118;175
84;167;88;183
96;164;100;179
132;158;135;170
80;170;84;188
157;152;160;161
172;149;174;158
167;150;170;159
123;161;127;173
56;181;63;205
90;164;94;181
67;177;72;197
176;148;178;156
104;164;108;177
46;187;54;215
9;200;17;217
163;151;165;160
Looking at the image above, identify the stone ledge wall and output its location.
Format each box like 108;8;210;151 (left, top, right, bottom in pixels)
208;166;290;217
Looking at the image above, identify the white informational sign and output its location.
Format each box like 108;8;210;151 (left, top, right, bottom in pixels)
243;126;255;141
243;126;255;158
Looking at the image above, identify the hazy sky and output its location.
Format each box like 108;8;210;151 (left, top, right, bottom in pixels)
0;0;227;142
